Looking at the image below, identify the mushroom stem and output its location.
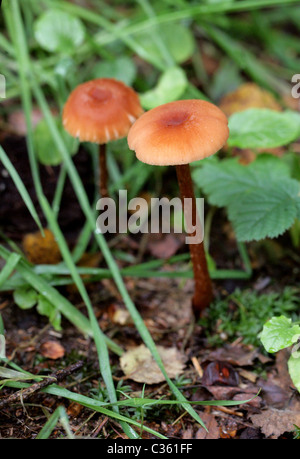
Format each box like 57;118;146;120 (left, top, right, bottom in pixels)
99;143;109;198
175;164;213;314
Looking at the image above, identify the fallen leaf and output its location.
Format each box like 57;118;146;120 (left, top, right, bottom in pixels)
202;361;239;387
219;83;284;163
249;408;300;438
148;234;184;259
204;345;260;367
8;107;58;136
219;82;282;117
67;402;83;417
233;393;262;408
195;413;220;439
22;228;61;265
120;344;185;384
40;341;65;360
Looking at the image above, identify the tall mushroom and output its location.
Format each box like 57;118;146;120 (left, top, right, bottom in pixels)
127;99;229;314
63;78;143;198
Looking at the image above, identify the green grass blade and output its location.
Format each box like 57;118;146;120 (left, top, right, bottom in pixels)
36;406;74;439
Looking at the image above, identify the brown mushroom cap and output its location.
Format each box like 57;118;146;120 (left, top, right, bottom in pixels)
63;78;143;144
127;99;229;165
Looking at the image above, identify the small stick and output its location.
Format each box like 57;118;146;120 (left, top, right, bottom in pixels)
0;361;84;410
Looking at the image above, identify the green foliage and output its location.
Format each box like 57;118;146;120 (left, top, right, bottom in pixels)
13;287;62;331
228;109;300;149
139;66;188;109
135;22;195;65
34;10;86;53
33;118;78;166
260;316;300;353
200;287;300;347
91;56;137;86
260;315;300;392
192;155;300;242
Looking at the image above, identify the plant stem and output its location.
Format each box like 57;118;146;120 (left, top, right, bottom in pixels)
175;164;213;314
99;143;109;198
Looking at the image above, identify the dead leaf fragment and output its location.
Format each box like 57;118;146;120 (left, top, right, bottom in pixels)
249;408;300;438
148;234;184;259
22;228;61;265
40;341;65;360
120;344;185;384
219;82;282;117
195;413;220;439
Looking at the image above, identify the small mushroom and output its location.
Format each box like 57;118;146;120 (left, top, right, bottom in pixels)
63;78;143;198
127;99;229;314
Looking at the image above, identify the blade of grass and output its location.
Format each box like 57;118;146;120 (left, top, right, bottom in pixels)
0;253;21;289
36;406;74;439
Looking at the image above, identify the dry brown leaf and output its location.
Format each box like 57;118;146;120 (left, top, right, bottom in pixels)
120;344;185;384
204;345;260;367
40;341;65;360
148;234;184;259
195;413;220;439
219;82;282;117
249;408;300;438
7;107;58;136
22;228;61;265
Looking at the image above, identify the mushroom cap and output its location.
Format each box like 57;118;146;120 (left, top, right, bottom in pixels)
63;78;143;144
127;99;229;165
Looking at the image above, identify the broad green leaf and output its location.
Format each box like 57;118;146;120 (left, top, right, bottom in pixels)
140;66;187;109
34;10;85;53
288;353;300;393
37;296;62;331
228;178;300;241
34;118;78;166
92;57;137;86
193;155;300;241
192;155;290;207
13;287;38;310
260;316;300;353
135;23;195;65
228;109;300;149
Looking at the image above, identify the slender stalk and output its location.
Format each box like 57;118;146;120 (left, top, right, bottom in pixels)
99;143;109;198
176;164;213;313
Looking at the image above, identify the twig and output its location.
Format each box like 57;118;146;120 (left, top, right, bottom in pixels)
0;361;84;410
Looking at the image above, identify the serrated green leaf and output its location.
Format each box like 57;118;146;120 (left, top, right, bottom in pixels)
140;67;187;110
34;10;85;53
260;316;300;353
228;109;300;149
193;155;300;241
288;353;300;393
228;178;300;241
13;287;38;310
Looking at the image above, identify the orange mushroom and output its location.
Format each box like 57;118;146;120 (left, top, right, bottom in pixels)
128;99;229;314
63;78;143;198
